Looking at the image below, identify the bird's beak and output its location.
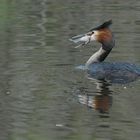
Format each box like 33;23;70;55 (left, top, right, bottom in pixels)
69;32;95;48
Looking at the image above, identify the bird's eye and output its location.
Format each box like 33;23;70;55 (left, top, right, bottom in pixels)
87;32;94;36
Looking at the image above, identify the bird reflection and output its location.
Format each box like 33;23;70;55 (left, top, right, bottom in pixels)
77;79;112;114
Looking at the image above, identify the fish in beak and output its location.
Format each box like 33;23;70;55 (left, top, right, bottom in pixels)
69;20;112;48
69;31;95;48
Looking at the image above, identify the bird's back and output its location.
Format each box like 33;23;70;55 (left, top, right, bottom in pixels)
87;62;140;84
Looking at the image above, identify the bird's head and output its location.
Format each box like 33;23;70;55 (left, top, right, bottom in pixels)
89;20;113;45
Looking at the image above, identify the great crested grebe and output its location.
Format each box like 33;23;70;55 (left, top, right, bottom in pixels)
70;20;140;83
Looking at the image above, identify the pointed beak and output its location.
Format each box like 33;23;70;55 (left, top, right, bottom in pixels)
69;32;95;48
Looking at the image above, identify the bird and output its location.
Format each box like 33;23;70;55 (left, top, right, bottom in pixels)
69;20;140;84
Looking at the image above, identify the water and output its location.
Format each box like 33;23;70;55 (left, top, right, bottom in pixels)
0;0;140;140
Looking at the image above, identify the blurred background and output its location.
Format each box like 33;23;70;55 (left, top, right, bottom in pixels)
0;0;140;140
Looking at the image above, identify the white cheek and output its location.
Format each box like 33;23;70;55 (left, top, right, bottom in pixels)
90;34;96;41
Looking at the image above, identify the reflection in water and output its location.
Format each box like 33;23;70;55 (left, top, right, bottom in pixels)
37;0;47;47
77;80;112;114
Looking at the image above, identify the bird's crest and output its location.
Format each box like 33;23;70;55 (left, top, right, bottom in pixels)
90;20;112;31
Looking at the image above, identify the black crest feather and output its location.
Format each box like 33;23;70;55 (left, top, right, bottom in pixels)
90;20;112;31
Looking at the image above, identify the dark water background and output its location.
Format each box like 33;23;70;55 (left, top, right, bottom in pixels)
0;0;140;140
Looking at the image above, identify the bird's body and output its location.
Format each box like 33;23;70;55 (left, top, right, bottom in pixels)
70;20;140;83
87;62;140;83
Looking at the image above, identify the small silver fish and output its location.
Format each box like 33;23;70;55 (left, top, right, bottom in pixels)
69;32;95;48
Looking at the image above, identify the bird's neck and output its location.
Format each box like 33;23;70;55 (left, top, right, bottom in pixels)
86;41;114;66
